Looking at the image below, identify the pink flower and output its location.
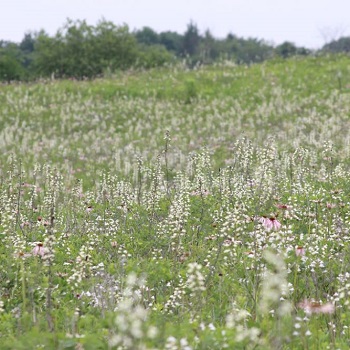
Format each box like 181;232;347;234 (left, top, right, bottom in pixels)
32;243;46;257
259;217;281;231
295;246;306;257
298;300;335;314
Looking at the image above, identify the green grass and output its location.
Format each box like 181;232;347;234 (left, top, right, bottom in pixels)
1;55;350;349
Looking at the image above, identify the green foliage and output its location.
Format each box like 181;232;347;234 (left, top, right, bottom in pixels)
223;34;274;63
182;78;198;103
135;26;159;45
275;42;310;59
0;42;26;81
159;31;183;53
135;44;174;68
275;41;298;58
0;51;25;81
93;20;139;71
198;29;221;63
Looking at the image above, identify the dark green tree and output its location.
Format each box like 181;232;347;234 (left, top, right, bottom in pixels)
135;27;159;45
0;41;25;80
32;19;139;78
223;35;273;64
159;31;183;54
19;33;35;54
0;53;24;81
182;21;201;56
32;30;68;77
199;29;220;63
275;41;297;58
93;20;139;72
322;37;350;53
296;47;310;56
136;44;174;68
19;32;36;69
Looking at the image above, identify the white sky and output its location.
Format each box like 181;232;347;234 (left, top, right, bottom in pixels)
0;0;349;48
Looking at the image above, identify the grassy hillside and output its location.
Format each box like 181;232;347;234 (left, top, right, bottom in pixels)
1;55;350;349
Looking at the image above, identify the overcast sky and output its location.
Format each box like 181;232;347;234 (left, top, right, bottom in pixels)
1;0;349;48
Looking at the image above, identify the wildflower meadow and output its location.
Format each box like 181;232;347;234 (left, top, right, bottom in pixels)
1;55;350;349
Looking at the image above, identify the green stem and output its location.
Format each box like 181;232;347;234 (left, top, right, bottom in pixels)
21;259;26;314
293;262;299;303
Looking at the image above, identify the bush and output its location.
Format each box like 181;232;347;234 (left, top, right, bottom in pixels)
136;44;174;68
0;53;25;81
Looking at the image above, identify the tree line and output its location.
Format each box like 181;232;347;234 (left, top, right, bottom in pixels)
0;19;348;81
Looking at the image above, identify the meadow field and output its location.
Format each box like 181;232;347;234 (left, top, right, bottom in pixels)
1;55;350;349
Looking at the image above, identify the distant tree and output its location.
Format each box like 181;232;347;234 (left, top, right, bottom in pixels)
159;31;183;54
223;35;273;64
199;29;220;63
135;27;159;45
20;33;35;53
0;42;25;80
182;21;201;56
275;41;298;58
93;20;139;71
296;47;311;56
322;37;350;53
238;38;273;63
61;19;97;77
136;44;174;68
33;19;139;78
32;30;64;77
19;32;37;68
0;56;24;80
0;41;21;54
222;33;240;59
32;20;97;77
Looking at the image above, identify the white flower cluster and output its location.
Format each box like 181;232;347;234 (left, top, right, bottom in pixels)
67;244;92;288
165;336;192;350
109;273;158;350
186;262;206;295
226;301;261;344
164;279;185;314
260;250;292;317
